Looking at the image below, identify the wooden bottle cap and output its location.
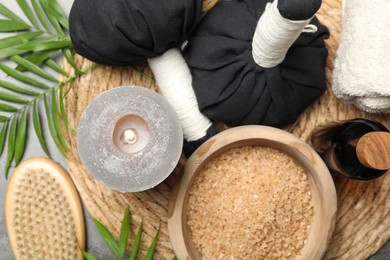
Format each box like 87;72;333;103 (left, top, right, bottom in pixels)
356;132;390;170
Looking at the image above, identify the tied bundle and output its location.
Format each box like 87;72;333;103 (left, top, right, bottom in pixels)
188;0;329;127
332;0;390;113
69;0;218;156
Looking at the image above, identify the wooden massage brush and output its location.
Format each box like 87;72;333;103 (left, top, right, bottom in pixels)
5;157;85;259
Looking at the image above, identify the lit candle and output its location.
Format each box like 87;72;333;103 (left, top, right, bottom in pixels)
77;86;183;192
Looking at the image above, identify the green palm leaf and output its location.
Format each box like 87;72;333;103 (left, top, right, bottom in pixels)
145;226;160;260
46;58;67;76
13;36;71;52
118;207;131;260
81;250;98;260
10;55;59;82
15;49;57;71
0;19;30;32
129;221;143;260
32;100;49;156
39;0;64;36
93;218;121;258
45;0;68;30
14;108;28;164
0;90;28;104
0;3;27;25
59;85;75;132
43;93;66;158
30;0;51;32
0;31;43;49
0;122;8;156
0;63;50;89
5;115;17;179
50;89;70;151
63;48;81;75
0;103;18;112
0;80;40;96
17;0;40;29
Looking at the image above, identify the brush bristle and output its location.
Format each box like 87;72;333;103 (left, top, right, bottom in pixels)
9;167;79;259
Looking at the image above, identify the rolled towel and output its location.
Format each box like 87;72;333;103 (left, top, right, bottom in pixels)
332;0;390;113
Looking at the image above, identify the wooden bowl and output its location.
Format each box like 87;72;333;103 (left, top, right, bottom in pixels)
168;125;337;260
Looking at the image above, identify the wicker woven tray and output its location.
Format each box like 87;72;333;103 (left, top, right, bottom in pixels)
61;0;390;258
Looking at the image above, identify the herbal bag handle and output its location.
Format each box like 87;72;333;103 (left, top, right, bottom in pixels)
252;0;322;68
147;49;218;156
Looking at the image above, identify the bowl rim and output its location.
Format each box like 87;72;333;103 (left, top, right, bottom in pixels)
168;125;337;260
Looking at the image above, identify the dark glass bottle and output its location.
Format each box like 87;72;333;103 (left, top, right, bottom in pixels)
323;118;390;181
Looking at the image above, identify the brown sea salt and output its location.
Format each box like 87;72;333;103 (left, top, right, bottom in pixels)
187;146;314;259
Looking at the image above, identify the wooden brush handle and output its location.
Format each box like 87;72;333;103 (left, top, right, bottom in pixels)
356;132;390;170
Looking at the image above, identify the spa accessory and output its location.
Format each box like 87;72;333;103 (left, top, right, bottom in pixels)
5;158;85;259
69;0;218;156
77;86;183;192
322;119;390;181
332;0;390;113
188;0;329;127
168;126;337;260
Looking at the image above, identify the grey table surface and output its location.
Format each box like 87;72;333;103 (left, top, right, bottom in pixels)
0;1;389;259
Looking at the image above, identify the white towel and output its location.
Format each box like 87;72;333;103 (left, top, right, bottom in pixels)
332;0;390;113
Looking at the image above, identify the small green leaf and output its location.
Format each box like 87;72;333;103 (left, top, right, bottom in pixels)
0;36;63;59
0;3;27;25
0;91;28;104
0;19;30;32
11;55;59;82
33;101;49;156
0;122;8;157
14;37;71;52
0;80;40;96
93;218;121;258
0;31;43;49
51;89;70;151
59;85;75;132
15;49;57;71
118;207;131;259
0;47;28;60
0;63;50;89
172;256;178;260
39;0;64;36
47;0;69;30
145;225;160;260
14;108;28;164
0;116;9;122
0;103;18;112
31;0;51;33
81;250;98;260
130;66;156;83
16;0;39;28
46;58;67;76
43;94;66;158
63;48;82;75
129;221;143;260
5;115;18;179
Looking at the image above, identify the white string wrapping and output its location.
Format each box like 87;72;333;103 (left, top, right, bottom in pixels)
148;48;212;141
252;0;316;68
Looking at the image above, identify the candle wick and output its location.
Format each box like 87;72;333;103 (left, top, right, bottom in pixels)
122;128;138;145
